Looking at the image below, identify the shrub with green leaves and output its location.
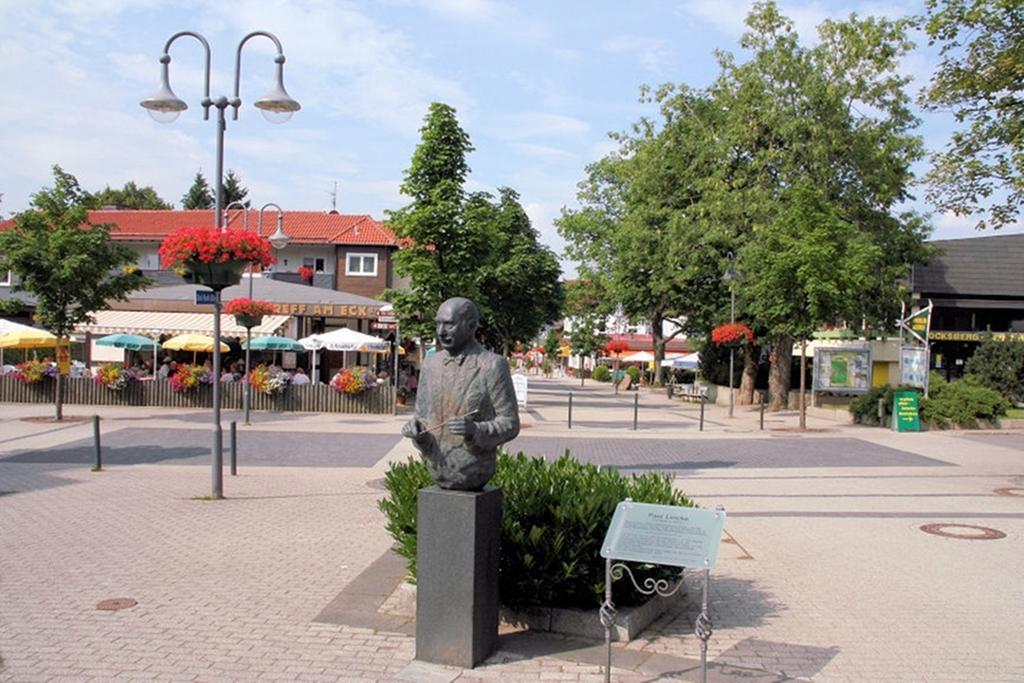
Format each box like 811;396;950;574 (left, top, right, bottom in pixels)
625;366;640;382
378;450;693;611
849;384;924;426
591;365;611;382
964;336;1024;405
921;376;1009;428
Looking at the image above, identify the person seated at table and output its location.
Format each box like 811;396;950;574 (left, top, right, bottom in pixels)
290;367;310;385
220;369;234;383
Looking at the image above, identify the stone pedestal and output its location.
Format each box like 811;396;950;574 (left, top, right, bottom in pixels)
415;485;502;668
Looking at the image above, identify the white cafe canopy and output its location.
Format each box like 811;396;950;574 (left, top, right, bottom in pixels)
621;350;656;363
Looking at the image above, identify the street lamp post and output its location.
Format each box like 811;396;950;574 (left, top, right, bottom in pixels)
141;30;299;499
723;252;740;419
242;203;288;425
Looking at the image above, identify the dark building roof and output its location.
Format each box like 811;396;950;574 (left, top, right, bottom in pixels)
912;233;1024;299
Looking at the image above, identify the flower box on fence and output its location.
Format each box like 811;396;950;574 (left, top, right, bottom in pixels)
0;376;394;414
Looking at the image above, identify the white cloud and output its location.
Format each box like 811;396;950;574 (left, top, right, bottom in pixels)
930;212;1024;241
602;35;673;73
511;143;577;163
487;112;591;141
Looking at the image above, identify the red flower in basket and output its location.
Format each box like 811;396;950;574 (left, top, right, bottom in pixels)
297;265;314;284
711;322;756;346
224;298;277;318
158;226;277;270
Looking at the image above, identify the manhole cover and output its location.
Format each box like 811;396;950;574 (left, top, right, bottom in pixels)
96;598;137;611
994;487;1024;497
919;524;1006;540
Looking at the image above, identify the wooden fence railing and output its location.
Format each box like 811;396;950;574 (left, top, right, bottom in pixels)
0;376;394;414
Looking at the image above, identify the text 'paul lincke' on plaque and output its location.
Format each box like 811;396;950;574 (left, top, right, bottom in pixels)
601;501;727;569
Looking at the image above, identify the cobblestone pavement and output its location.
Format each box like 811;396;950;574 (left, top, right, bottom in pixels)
2;376;1023;681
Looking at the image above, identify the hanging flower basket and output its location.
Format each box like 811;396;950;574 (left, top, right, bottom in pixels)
711;322;756;346
159;226;276;292
225;298;276;329
298;265;314;284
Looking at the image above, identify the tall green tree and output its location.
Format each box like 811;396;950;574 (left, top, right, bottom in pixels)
558;88;727;385
920;0;1024;230
0;166;151;420
473;188;564;356
181;170;214;210
388;103;563;350
220;169;249;208
563;279;611;386
91;181;172;210
706;3;930;410
388;102;479;342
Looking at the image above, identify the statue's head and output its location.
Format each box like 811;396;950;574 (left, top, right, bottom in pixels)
436;297;479;355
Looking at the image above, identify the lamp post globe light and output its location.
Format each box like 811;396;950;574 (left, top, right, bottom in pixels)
241;203;288;426
141;30;299;499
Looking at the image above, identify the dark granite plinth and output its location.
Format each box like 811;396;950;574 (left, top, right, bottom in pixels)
415;485;502;668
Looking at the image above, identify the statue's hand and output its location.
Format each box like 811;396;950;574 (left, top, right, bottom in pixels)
402;418;428;443
447;416;477;439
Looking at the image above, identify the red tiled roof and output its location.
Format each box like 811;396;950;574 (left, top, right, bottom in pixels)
0;210;397;247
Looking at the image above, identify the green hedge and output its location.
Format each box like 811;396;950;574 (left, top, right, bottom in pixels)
378;450;693;611
591;365;611;382
921;375;1008;428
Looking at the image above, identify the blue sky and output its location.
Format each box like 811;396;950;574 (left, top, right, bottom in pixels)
1;0;1021;275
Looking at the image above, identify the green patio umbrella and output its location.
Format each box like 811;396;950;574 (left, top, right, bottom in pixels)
95;334;161;352
243;336;305;352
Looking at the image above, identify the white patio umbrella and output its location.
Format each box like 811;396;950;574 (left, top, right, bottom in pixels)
660;352;701;369
298;327;390;381
621;350;656;363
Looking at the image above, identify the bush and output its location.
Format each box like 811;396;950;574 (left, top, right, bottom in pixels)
378;451;693;611
848;384;924;426
591;365;611;382
625;366;640;382
921;376;1009;428
964;336;1024;404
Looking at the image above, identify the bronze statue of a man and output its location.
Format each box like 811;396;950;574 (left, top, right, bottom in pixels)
401;297;520;491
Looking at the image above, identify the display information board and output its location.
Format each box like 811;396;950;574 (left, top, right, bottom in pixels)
601;501;726;569
899;346;928;390
813;346;871;394
893;390;921;432
512;373;528;407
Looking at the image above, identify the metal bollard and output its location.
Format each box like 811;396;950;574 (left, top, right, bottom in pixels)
568;392;573;430
633;393;639;431
877;397;885;425
760;396;766;431
229;421;237;476
699;396;705;432
92;415;102;472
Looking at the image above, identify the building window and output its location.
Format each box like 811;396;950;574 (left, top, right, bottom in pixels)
346;253;378;277
303;257;326;272
0;270;11;286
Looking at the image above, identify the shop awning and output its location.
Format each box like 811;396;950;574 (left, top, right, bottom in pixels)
76;310;290;338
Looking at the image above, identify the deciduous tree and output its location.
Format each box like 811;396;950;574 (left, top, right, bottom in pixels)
0;166;151;420
91;181;172;210
920;0;1024;230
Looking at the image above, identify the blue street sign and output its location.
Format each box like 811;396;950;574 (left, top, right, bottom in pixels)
195;290;217;305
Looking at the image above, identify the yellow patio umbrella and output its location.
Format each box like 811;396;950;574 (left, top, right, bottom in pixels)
162;333;230;363
162;334;230;352
0;328;58;349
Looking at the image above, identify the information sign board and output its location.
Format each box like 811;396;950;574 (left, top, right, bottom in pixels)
56;344;71;376
195;290;217;305
813;346;871;394
601;501;726;569
512;373;528;407
893;390;920;432
899;346;928;390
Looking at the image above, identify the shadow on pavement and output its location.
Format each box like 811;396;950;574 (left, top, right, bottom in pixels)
3;444;207;465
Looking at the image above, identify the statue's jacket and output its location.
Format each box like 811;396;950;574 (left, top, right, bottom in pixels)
411;341;520;490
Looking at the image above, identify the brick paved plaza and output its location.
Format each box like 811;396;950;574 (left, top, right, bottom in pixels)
2;377;1022;681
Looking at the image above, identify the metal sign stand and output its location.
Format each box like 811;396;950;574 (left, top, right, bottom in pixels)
598;502;725;683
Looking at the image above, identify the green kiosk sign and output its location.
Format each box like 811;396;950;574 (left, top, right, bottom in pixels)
893;390;921;432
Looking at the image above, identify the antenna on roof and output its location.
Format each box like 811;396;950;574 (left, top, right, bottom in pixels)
326;181;338;214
